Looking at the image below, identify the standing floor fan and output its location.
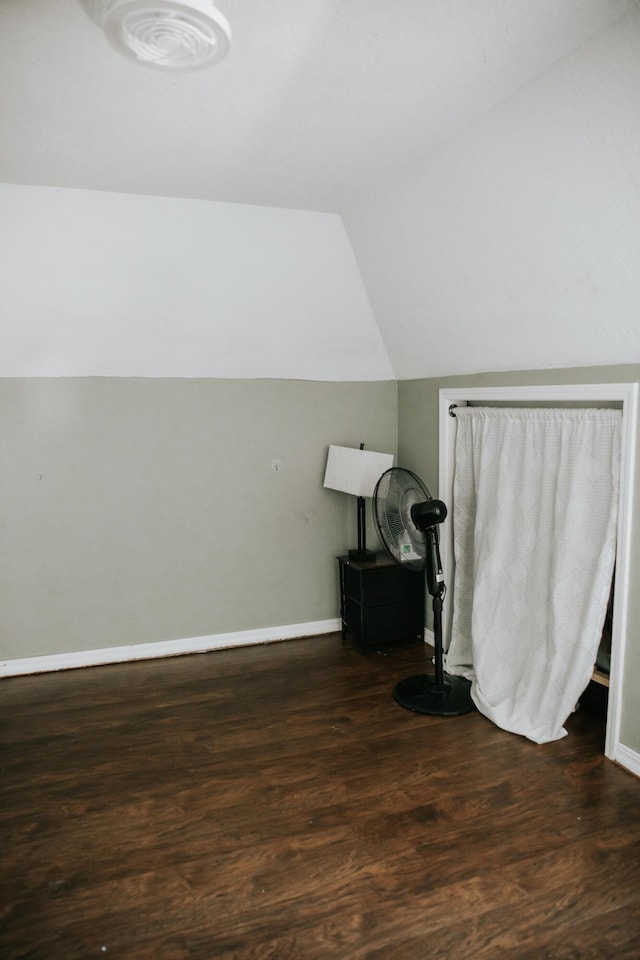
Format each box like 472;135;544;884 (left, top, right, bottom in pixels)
373;468;475;717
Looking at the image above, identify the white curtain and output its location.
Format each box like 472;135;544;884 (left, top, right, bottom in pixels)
446;407;621;744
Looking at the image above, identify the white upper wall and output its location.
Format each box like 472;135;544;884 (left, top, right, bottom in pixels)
0;184;394;380
344;10;640;380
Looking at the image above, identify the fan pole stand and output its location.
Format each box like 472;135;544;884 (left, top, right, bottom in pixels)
394;586;476;717
372;468;476;718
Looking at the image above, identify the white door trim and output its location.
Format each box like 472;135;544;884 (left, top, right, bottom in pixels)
438;383;638;764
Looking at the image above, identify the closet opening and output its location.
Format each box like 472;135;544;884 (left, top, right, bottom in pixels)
438;383;637;766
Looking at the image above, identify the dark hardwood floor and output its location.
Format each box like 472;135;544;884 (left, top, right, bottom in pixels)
2;634;639;959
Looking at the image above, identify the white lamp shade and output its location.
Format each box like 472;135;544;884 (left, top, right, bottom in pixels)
323;445;394;499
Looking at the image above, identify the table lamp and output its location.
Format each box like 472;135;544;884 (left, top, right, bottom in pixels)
324;443;394;562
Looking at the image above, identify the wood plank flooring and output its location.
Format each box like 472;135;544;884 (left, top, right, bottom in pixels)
2;634;639;959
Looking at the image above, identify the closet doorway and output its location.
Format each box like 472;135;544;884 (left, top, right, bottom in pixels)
438;383;638;764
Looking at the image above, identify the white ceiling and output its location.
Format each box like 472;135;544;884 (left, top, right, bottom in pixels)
0;0;634;213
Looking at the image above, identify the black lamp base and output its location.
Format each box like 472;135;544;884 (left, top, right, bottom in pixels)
348;547;376;563
393;673;476;717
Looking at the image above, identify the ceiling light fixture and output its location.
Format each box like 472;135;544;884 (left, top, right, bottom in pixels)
80;0;231;71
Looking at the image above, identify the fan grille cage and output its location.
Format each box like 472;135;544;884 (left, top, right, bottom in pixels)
373;468;432;570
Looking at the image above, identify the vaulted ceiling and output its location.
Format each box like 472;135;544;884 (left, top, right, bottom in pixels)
2;1;639;380
0;0;632;212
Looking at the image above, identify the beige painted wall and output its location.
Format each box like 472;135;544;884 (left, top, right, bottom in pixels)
397;363;640;753
1;378;397;659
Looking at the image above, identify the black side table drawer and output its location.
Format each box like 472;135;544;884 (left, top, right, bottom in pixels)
344;596;423;646
338;554;424;649
343;561;421;607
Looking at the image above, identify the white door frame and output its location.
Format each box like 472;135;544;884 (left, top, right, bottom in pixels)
438;383;638;763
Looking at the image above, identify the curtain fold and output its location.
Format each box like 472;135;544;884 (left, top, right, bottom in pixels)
446;407;621;743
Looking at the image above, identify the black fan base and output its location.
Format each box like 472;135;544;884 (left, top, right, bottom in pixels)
394;673;476;717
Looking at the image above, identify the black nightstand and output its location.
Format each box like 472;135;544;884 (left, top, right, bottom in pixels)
337;554;425;650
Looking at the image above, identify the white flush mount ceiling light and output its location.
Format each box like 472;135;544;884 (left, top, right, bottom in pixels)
80;0;231;71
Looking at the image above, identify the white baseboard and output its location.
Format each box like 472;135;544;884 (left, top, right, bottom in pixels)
0;618;342;678
614;742;640;779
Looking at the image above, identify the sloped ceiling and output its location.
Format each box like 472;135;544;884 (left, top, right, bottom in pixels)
344;8;640;378
1;0;638;380
0;0;631;211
